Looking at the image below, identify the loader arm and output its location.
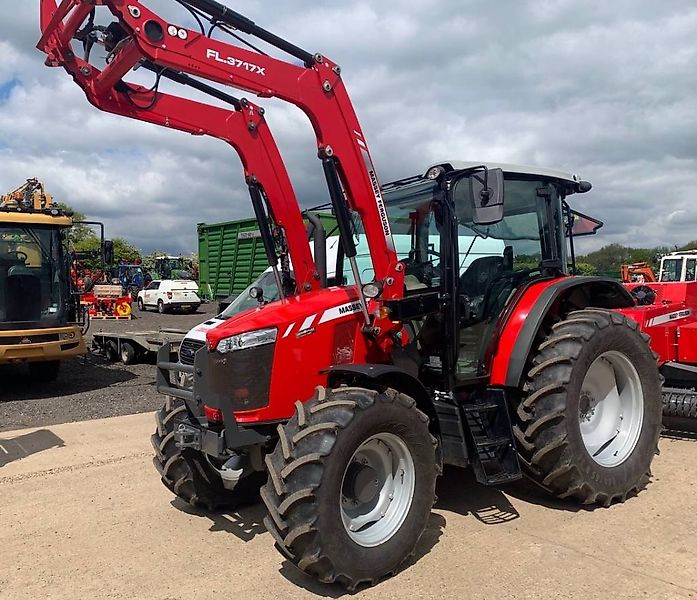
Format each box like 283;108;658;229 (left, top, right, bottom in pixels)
37;0;404;300
37;1;321;294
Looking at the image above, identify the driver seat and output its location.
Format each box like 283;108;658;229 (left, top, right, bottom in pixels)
460;256;504;298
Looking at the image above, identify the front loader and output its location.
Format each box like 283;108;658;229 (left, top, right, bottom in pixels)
38;0;662;589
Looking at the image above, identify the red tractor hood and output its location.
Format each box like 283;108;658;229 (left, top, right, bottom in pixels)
205;286;364;349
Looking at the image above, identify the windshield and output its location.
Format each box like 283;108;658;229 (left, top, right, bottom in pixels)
346;175;566;290
219;270;282;318
0;224;67;328
660;258;682;282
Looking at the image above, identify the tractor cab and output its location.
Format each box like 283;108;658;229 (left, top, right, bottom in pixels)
350;161;595;380
0;222;70;328
658;251;697;283
0;178;87;379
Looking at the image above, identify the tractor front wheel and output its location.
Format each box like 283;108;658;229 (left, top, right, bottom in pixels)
151;397;263;510
514;309;662;506
261;386;438;589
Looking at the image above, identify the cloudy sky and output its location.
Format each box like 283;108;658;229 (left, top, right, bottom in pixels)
1;1;696;255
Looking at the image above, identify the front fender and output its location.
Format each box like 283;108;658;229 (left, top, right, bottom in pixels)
490;276;634;388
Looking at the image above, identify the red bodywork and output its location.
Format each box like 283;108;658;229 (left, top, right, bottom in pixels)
207;289;390;422
489;278;560;386
621;282;697;365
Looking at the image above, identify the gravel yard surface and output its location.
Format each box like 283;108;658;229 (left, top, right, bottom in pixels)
0;302;219;431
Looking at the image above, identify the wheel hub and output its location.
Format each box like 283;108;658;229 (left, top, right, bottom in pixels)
340;432;415;547
342;462;380;505
579;351;644;467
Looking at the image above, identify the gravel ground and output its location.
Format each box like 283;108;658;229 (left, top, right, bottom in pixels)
0;302;219;431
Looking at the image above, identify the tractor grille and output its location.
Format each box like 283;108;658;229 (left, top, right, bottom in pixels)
179;338;205;365
200;344;275;412
0;333;60;345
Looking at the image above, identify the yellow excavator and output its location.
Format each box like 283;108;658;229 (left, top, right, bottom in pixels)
0;179;87;381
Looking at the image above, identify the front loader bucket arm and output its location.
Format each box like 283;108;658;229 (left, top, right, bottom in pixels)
37;0;318;293
38;0;403;299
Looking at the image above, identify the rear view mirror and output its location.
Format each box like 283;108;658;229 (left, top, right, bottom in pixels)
103;240;114;265
454;167;505;225
469;168;504;225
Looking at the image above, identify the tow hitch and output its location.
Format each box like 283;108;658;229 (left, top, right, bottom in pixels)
174;422;202;451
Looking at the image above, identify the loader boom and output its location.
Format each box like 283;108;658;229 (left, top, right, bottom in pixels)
37;0;321;294
37;0;404;301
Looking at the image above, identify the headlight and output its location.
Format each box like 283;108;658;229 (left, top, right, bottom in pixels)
59;331;76;340
216;327;277;353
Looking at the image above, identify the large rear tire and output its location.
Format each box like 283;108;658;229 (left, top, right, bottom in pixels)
261;386;438;589
151;397;262;510
513;309;662;506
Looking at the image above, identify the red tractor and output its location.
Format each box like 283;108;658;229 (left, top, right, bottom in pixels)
39;0;662;589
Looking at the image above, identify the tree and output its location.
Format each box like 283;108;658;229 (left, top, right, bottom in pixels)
574;261;597;276
112;238;142;264
56;202;99;245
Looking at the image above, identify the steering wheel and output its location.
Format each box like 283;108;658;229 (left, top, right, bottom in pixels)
15;251;28;262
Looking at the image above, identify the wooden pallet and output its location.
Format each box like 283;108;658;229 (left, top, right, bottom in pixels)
90;314;132;320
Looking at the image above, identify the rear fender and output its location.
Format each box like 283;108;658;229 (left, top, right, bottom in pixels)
491;277;634;388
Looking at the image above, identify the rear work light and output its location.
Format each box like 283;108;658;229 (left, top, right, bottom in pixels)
167;291;173;299
203;404;223;423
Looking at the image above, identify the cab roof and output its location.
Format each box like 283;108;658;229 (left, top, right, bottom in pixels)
430;160;583;186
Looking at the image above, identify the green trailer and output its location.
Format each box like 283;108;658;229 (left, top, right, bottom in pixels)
197;213;337;301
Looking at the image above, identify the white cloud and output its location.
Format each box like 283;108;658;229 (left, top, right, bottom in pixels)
0;0;695;254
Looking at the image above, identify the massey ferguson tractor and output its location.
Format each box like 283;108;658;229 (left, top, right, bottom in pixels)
38;0;662;589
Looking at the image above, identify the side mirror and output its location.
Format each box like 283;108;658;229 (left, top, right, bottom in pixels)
103;240;114;265
470;168;504;225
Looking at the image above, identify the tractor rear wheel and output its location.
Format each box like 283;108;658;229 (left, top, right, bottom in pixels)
514;309;662;506
261;386;437;589
151;397;263;510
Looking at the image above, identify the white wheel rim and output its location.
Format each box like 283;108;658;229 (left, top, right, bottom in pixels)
579;351;644;467
340;432;415;547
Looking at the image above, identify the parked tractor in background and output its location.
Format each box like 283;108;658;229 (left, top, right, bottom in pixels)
151;255;196;281
39;0;663;589
0;178;87;381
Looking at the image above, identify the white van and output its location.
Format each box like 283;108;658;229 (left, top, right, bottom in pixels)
137;279;201;314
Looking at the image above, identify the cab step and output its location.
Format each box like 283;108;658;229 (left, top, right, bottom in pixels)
461;389;522;486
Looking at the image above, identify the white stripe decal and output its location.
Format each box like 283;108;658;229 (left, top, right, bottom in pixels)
319;301;364;324
299;314;317;332
647;308;692;327
282;322;295;338
353;130;363;138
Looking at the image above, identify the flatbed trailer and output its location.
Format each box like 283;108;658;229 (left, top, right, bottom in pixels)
92;328;186;365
